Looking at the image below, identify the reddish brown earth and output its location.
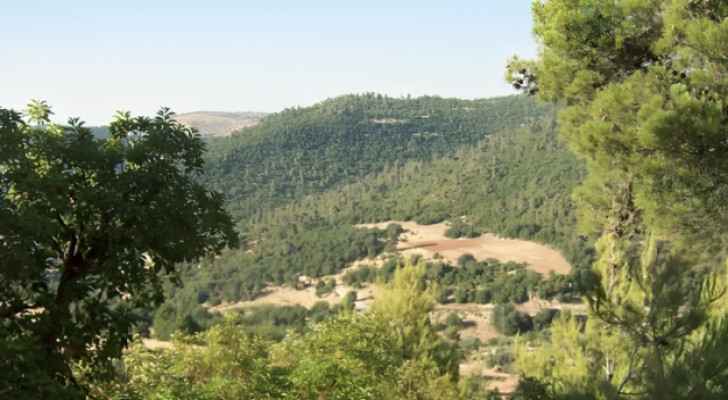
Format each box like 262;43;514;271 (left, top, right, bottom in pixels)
359;221;572;275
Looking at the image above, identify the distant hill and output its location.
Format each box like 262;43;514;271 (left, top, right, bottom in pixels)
85;112;266;139
174;111;267;137
202;94;552;223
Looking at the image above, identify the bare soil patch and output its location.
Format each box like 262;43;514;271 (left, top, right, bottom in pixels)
359;221;571;275
434;303;499;342
209;257;387;313
142;338;174;350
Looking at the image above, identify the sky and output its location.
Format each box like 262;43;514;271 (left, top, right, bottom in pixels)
1;1;537;125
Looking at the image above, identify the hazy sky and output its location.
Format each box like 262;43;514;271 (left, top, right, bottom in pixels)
1;1;537;124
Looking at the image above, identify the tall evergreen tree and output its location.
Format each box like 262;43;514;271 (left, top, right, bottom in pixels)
508;1;728;398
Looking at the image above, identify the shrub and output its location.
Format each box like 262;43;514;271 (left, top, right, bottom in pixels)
486;346;514;369
445;312;465;328
445;221;482;239
460;337;482;355
457;254;477;267
532;308;560;331
454;287;469;303
342;290;358;310
491;303;533;335
474;288;492;304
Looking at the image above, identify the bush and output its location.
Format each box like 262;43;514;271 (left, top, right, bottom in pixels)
491;304;533;335
341;266;377;288
232;304;309;341
532;308;560;330
456;254;477;267
342;290;358;310
309;301;333;323
486;346;514;369
315;278;336;297
474;288;492;304
385;223;404;240
414;210;448;225
454;287;469;303
445;312;465;328
445;221;482;239
460;337;481;355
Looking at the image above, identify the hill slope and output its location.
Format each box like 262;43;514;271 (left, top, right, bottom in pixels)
155;99;592;327
202;94;552;222
253;114;592;268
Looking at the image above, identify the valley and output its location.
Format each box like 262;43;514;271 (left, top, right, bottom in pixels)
172;218;586;395
6;2;727;398
140;94;590;395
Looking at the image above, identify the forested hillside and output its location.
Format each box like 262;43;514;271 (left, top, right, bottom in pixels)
202;94;552;222
7;1;728;398
153;96;593;337
256;113;591;267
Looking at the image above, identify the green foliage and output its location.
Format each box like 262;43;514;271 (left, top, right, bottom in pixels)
231;304;311;341
343;256;578;306
510;0;728;248
342;264;381;288
203;94;552;223
109;261;466;400
341;290;358;311
427;259;574;305
514;314;629;399
0;103;236;397
106;320;289;400
445;312;465;329
445;220;482;238
532;308;560;331
491;303;533;336
315;278;336;297
155;222;394;320
153;300;220;340
509;1;728;398
486;345;515;370
246;113;592;271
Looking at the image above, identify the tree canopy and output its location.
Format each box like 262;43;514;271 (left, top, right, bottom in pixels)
0;103;237;398
508;1;728;398
100;261;467;400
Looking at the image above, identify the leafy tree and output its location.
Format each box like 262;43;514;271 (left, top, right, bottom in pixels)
103;319;288;400
0;103;237;397
276;260;461;399
508;0;728;398
112;261;469;400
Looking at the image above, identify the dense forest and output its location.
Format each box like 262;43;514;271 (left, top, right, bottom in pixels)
201;94;553;223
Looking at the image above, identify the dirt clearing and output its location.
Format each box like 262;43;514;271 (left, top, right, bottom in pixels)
358;221;571;275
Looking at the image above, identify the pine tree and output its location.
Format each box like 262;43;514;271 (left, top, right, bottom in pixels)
508;1;728;398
